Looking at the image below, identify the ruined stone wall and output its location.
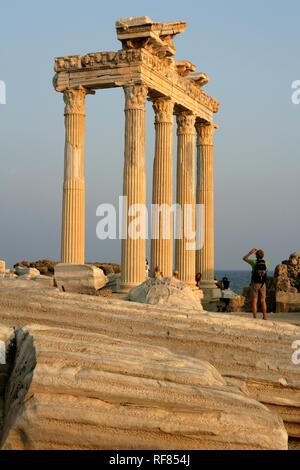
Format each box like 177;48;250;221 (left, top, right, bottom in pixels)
274;252;300;294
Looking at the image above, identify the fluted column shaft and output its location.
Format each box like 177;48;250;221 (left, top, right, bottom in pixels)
121;85;148;289
175;112;196;286
61;87;87;264
151;98;174;277
196;122;216;284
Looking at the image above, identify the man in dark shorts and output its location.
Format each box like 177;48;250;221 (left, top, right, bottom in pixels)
243;248;268;320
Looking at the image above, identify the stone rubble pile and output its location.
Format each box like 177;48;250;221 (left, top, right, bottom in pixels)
1;260;121;294
14;259;58;276
275;252;300;294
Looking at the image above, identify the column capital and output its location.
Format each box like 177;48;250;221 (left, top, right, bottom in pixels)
64;86;90;116
176;112;196;135
152;97;174;124
124;84;148;111
195;121;216;146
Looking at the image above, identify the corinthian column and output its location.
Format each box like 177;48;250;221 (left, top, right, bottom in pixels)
61;87;88;264
175;112;196;286
121;84;148;290
195;121;220;299
151;97;174;278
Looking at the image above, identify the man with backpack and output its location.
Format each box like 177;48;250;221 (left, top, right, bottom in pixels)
243;248;268;320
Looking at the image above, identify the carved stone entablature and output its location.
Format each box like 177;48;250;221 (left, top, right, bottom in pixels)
115;16;186;58
209;98;220;113
54;17;220;119
55;55;82;72
55;48;171;75
82;51;119;67
176;61;196;77
141;50;218;114
187;72;210;88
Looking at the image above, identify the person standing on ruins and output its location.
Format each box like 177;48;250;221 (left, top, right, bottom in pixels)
243;248;268;320
154;266;163;279
145;259;150;278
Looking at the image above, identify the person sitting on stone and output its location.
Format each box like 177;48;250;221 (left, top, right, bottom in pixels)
243;248;268;320
222;276;230;290
154;266;163;279
195;272;202;289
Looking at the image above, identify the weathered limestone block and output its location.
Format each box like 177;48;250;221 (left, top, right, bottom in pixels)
15;267;40;277
32;276;55;288
276;292;300;313
129;277;203;311
217;291;246;313
0;272;17;280
275;264;288;277
275;276;291;292
0;262;5;274
0;327;11;442
0;324;287;450
106;273;121;293
54;264;107;295
274;253;300;311
0;287;299;446
0;326;36;448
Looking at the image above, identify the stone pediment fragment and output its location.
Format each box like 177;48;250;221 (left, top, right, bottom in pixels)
116;16;187;57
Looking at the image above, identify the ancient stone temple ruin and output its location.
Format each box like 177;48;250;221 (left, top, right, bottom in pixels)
53;17;220;298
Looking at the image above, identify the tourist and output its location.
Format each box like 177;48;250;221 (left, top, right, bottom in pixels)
243;248;268;320
222;276;230;290
154;266;163;278
173;270;179;280
145;259;150;278
195;272;202;289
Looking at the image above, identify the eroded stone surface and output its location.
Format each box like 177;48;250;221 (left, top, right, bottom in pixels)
129;277;203;311
0;326;36;448
0;285;299;446
54;264;107;295
0;323;287;450
15;267;40;277
273;252;300;312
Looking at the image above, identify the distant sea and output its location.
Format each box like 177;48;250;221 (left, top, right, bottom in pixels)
215;270;274;294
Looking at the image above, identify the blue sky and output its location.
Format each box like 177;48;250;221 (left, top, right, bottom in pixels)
0;0;299;269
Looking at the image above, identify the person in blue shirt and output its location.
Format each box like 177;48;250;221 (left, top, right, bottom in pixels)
243;248;268;320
